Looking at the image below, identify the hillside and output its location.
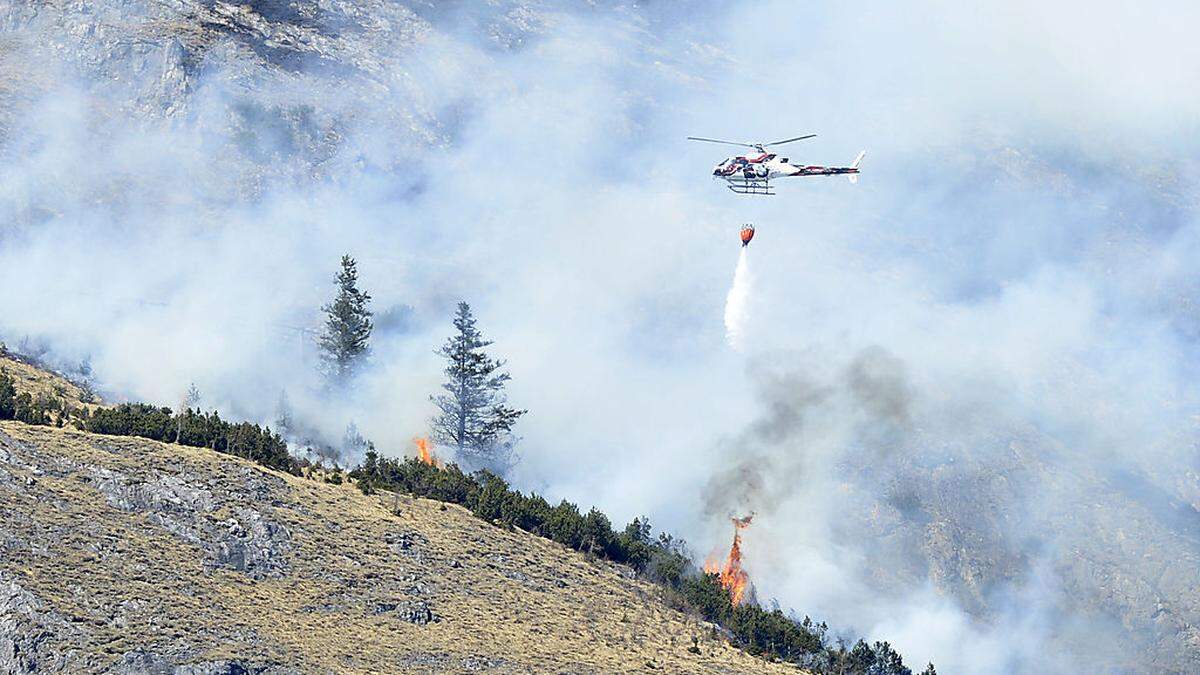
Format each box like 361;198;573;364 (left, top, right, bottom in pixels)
0;351;99;411
0;356;797;673
0;421;799;673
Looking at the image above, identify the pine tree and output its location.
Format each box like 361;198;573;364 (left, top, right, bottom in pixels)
342;421;368;458
274;390;294;437
0;369;16;420
429;301;526;473
176;382;201;443
317;255;373;385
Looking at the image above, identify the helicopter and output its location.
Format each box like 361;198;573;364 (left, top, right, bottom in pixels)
687;134;865;195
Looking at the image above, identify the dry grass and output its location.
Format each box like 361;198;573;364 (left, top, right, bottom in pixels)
0;354;101;412
0;421;801;673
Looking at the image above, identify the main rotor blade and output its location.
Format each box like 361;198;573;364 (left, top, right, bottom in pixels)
687;136;757;148
764;134;817;146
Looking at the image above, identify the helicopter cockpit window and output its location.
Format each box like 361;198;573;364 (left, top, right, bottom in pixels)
780;158;789;163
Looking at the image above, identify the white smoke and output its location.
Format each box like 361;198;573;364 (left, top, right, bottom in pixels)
4;1;1200;672
723;247;752;350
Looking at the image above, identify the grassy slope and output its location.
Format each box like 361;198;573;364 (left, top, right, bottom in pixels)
0;353;101;414
0;362;802;673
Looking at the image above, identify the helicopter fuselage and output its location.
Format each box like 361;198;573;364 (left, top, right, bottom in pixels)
712;152;859;182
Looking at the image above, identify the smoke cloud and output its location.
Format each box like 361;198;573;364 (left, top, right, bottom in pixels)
3;1;1200;672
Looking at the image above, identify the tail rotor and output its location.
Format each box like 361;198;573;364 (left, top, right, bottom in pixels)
848;151;866;184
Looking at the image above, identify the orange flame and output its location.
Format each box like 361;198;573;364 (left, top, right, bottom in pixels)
704;514;753;606
413;437;440;467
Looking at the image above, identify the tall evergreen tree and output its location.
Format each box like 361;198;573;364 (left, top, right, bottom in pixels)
342;421;368;457
318;255;373;385
430;301;526;473
274;389;294;437
175;382;201;443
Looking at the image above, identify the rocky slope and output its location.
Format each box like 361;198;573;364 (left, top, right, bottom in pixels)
0;416;796;673
0;0;603;204
849;430;1200;673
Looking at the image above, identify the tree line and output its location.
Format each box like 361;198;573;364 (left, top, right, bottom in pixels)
0;371;294;474
87;404;296;473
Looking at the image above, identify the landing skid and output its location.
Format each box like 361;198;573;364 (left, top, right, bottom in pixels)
726;179;774;196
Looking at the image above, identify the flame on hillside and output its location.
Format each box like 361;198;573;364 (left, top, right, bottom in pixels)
414;437;440;467
704;514;754;606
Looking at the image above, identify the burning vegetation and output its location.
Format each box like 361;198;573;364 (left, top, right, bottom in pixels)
414;436;440;467
705;514;754;606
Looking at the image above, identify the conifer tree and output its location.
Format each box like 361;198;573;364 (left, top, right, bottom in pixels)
0;370;15;420
342;421;368;458
318;255;373;385
176;382;201;442
430;301;526;473
274;390;294;437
